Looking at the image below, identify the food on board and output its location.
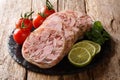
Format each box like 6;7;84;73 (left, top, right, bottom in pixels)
22;10;92;68
13;11;34;45
33;0;55;28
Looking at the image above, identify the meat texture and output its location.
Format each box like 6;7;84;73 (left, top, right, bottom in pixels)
22;10;92;68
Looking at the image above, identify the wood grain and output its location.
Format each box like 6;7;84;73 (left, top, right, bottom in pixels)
0;0;120;80
85;0;120;80
32;0;58;17
58;0;86;13
0;0;31;79
86;0;120;40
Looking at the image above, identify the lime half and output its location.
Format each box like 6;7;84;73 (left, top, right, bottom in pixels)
72;42;96;57
82;40;101;54
68;47;92;67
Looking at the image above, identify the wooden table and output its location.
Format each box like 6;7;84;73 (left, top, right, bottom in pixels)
0;0;120;80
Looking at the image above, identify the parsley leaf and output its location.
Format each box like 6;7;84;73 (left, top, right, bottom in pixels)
85;21;110;45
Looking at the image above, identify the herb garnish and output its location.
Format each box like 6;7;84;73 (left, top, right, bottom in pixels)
85;21;110;45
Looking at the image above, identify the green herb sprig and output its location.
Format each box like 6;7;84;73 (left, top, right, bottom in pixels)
85;21;110;45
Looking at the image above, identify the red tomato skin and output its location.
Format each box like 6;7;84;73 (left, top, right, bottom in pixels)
41;6;55;17
15;18;22;28
32;14;46;28
15;18;33;31
13;29;30;45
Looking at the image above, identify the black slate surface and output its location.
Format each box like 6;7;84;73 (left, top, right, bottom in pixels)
8;34;111;75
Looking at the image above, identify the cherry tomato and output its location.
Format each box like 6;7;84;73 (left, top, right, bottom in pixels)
41;0;55;17
15;18;33;31
13;28;30;45
32;14;46;28
32;0;55;28
40;6;55;17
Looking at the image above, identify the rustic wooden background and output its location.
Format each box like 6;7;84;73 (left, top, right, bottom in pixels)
0;0;120;80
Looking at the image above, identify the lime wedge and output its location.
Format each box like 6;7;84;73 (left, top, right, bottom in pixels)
82;40;101;54
68;47;92;67
72;42;96;57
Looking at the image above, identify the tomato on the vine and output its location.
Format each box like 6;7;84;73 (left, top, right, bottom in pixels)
15;11;34;31
16;18;33;31
41;0;55;17
32;0;55;28
33;14;46;28
13;28;30;45
13;11;34;45
40;6;55;17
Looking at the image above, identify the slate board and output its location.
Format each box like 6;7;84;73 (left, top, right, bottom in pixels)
8;34;111;75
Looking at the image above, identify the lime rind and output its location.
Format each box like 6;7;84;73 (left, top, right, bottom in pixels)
68;40;101;67
82;40;101;54
72;42;96;57
68;47;92;67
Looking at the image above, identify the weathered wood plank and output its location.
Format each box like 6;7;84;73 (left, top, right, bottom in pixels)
86;0;120;80
1;0;120;80
27;71;61;80
32;0;58;17
58;0;86;13
0;0;32;79
86;0;120;40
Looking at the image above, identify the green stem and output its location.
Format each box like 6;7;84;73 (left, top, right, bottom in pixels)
21;11;34;19
27;11;34;18
21;20;26;28
38;13;47;18
46;0;53;10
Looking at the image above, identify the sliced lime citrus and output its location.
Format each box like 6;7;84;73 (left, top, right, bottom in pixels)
72;42;96;57
82;40;101;54
68;47;92;67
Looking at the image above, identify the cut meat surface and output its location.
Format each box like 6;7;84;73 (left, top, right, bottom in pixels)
22;27;66;68
22;10;92;68
42;10;92;54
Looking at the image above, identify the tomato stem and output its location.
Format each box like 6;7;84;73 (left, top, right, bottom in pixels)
21;11;34;19
27;11;34;18
21;20;26;29
38;13;47;18
46;0;53;10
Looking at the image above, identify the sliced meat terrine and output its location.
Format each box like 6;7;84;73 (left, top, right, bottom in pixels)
22;10;92;68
